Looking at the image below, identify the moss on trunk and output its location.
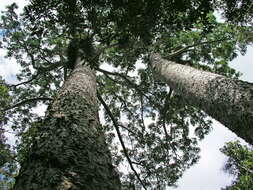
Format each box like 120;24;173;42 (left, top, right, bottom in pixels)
13;65;121;190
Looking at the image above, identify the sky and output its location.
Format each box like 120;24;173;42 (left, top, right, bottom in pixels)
0;1;252;190
174;46;253;190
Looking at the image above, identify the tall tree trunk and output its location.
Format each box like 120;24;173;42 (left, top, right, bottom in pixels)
150;53;253;145
13;63;121;189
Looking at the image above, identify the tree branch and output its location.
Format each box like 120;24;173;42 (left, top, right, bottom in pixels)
118;124;135;135
9;73;39;88
9;38;63;88
239;164;253;174
18;40;37;68
140;95;147;131
9;62;62;88
165;38;227;59
96;67;136;86
159;89;179;158
233;157;253;174
2;97;53;111
97;92;147;190
97;67;152;100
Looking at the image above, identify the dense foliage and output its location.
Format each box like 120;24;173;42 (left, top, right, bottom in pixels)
221;141;253;190
0;0;252;189
0;77;16;189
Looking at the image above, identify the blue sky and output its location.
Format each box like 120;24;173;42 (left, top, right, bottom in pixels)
0;1;252;189
0;29;5;36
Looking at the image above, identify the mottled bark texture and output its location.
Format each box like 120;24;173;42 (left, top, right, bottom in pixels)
13;64;121;189
150;53;253;145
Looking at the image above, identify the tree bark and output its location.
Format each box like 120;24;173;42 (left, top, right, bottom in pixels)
13;63;121;189
150;53;253;145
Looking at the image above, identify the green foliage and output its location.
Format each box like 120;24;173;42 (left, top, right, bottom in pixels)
216;0;253;25
0;132;13;189
0;0;253;189
0;77;11;121
0;78;11;166
0;78;17;190
220;141;253;190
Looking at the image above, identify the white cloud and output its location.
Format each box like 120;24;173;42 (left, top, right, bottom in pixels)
0;0;27;83
230;46;253;83
173;46;253;190
0;0;28;12
173;121;240;190
32;104;48;117
0;55;21;83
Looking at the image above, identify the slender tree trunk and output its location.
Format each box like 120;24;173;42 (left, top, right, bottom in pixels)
150;53;253;145
13;62;121;189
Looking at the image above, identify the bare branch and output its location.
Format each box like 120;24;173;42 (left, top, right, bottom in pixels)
2;97;53;111
97;92;147;190
16;38;40;69
9;73;39;88
96;67;135;85
97;67;152;100
166;38;227;59
239;165;253;174
159;89;179;158
9;62;62;88
118;124;136;135
161;90;172;139
233;157;253;174
140;95;147;130
8;38;63;88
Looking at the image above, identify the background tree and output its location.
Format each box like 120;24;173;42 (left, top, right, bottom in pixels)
0;77;17;190
0;0;253;189
150;53;253;144
220;141;253;190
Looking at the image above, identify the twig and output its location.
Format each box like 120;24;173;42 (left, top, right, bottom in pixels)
140;95;147;131
97;92;147;190
160;89;179;158
113;92;135;117
118;124;135;135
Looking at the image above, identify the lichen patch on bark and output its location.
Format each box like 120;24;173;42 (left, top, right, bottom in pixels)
13;65;121;190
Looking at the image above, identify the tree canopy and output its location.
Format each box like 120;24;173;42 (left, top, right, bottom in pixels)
221;141;253;190
0;0;253;189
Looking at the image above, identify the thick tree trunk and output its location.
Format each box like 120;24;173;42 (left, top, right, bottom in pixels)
150;53;253;145
13;63;121;189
